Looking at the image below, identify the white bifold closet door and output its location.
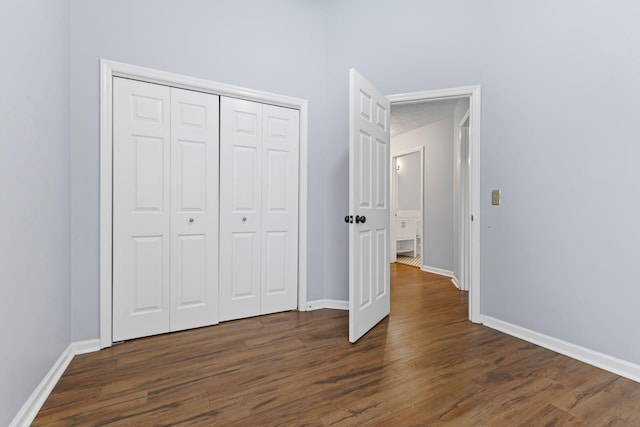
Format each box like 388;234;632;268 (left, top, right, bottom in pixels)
112;77;219;342
219;97;299;321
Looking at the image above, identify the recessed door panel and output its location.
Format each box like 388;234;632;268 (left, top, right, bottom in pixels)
359;230;372;309
232;146;258;211
234;111;259;135
132;95;164;123
375;228;387;298
231;233;259;298
266;116;289;139
266;149;288;212
131;236;164;313
375;138;387;209
175;234;206;308
178;102;206;129
359;90;372;121
133;136;165;212
359;131;372;208
375;102;387;131
264;231;287;295
176;140;206;212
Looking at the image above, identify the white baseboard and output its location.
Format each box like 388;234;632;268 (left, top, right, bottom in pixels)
72;339;101;355
451;276;460;289
10;339;100;427
481;316;640;384
421;265;454;278
305;299;349;311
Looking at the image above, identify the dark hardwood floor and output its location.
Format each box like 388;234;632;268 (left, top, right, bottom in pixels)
34;264;640;426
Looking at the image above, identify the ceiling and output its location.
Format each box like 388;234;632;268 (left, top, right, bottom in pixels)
390;98;467;137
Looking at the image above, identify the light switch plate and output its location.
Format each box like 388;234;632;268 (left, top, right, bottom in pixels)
491;189;501;205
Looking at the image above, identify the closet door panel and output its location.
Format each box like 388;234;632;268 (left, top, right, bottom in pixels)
261;105;299;315
264;231;287;295
230;232;260;295
175;235;206;303
113;78;171;341
220;98;262;321
170;88;219;332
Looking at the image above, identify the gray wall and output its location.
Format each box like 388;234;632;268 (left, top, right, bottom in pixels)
481;0;640;362
0;0;71;424
424;118;454;272
69;0;329;340
392;120;454;272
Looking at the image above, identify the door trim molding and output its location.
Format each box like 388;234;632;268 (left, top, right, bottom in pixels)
99;59;309;348
457;109;471;292
388;85;482;323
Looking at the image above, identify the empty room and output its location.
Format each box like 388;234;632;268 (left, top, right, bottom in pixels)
3;1;640;425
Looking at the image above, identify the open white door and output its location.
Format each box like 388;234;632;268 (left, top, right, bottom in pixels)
348;69;391;343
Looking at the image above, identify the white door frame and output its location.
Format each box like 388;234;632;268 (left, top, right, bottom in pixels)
388;86;481;323
390;146;424;263
99;59;309;348
458;110;471;292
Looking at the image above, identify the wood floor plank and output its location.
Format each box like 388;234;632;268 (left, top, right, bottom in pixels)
33;264;640;426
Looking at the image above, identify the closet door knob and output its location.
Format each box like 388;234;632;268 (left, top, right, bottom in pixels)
242;217;247;223
189;218;194;223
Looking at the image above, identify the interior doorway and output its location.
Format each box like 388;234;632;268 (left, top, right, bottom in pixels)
387;86;481;323
389;97;469;282
347;72;481;342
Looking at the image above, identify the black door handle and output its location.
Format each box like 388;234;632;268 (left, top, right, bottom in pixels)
346;215;366;224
